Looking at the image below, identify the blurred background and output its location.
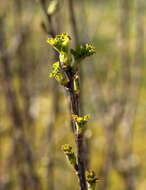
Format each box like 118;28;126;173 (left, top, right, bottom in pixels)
0;0;146;190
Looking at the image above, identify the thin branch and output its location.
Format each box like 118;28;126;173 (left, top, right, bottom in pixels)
0;16;41;190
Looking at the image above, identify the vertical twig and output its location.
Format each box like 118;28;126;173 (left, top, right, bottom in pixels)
68;0;90;169
65;68;87;190
47;35;95;190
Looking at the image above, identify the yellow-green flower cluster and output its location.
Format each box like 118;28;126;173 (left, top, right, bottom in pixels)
47;33;72;69
49;62;68;86
47;33;71;54
71;44;95;61
47;33;96;86
72;114;90;134
62;144;77;167
72;114;90;125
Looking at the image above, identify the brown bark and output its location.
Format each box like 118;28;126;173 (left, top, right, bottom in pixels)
66;68;87;190
68;0;90;170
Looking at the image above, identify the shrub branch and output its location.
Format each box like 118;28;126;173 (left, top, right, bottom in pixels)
47;32;101;190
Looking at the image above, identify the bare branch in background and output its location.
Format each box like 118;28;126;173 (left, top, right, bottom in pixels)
40;0;61;189
68;0;79;46
115;1;144;190
0;15;41;190
99;0;132;189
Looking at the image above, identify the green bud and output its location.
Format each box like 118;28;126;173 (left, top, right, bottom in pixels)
74;75;80;94
86;170;103;190
72;114;90;134
62;144;77;167
62;144;72;153
49;62;69;85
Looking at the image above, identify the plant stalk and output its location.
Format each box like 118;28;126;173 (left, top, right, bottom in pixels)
66;68;87;190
